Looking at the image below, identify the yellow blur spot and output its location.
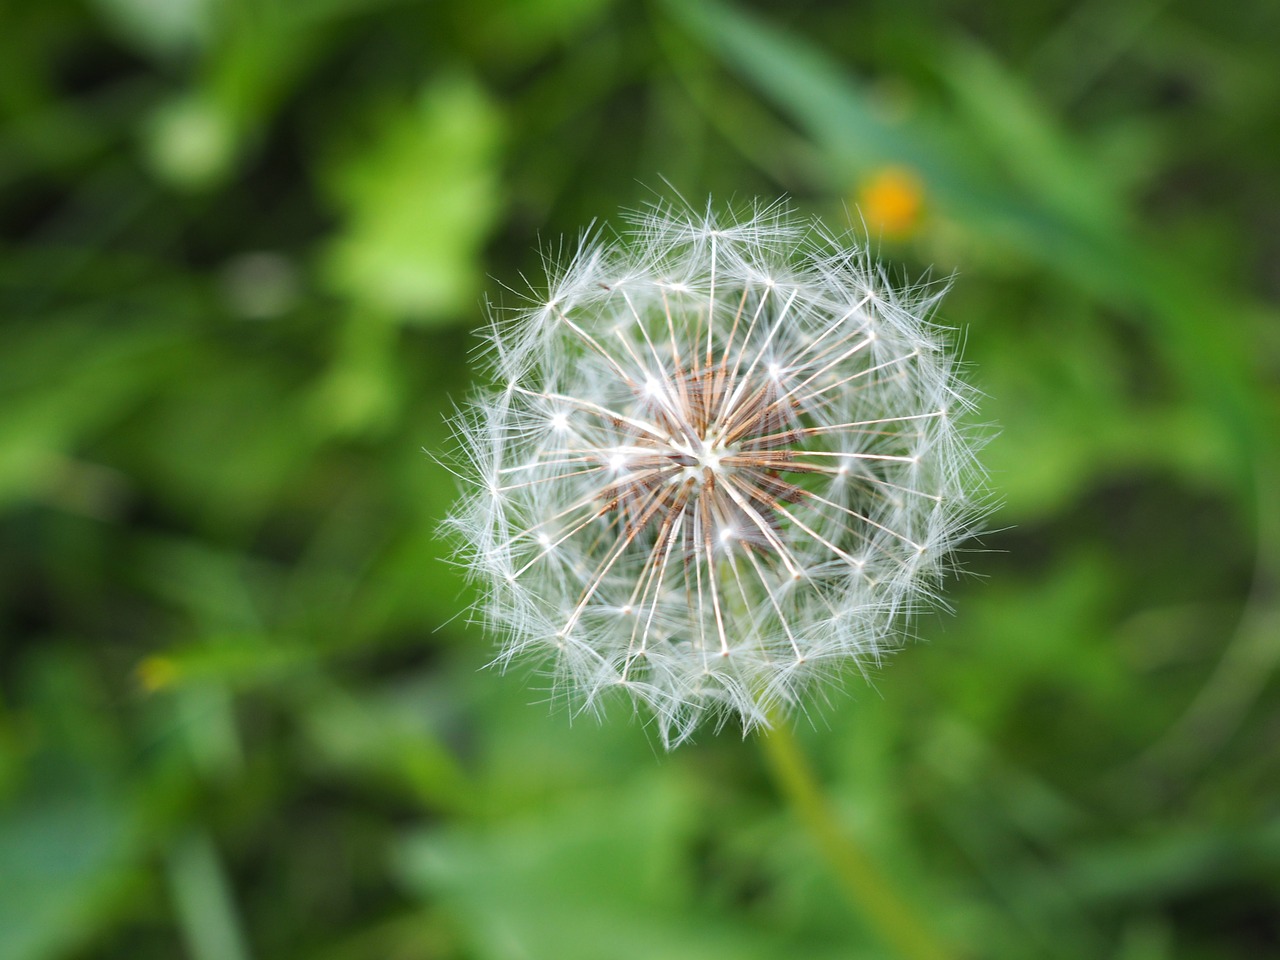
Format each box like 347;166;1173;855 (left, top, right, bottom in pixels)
138;656;180;692
857;166;925;239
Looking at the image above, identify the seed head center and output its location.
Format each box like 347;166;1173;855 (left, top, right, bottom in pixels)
698;436;729;471
679;434;734;484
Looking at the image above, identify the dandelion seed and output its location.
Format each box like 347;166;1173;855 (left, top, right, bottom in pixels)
446;200;986;747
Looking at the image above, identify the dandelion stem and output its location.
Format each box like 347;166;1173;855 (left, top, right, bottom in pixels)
759;715;954;960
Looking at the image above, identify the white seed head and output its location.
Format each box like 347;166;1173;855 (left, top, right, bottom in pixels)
446;200;986;747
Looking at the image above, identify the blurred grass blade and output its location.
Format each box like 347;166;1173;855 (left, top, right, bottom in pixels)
939;38;1126;233
661;0;916;170
167;830;252;960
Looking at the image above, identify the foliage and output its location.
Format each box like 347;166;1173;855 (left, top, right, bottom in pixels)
2;0;1278;958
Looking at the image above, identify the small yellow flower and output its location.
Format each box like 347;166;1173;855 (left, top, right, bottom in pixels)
138;655;180;692
857;166;925;239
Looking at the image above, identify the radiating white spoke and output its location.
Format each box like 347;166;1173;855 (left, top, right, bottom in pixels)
751;409;943;446
719;287;799;423
510;386;671;442
790;486;924;552
451;203;983;747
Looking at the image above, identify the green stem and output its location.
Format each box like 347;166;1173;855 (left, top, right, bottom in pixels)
758;715;954;960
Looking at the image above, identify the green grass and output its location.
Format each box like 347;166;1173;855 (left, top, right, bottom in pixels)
2;0;1278;957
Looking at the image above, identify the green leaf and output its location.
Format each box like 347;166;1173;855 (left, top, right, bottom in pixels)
0;789;138;960
322;76;504;324
396;772;855;960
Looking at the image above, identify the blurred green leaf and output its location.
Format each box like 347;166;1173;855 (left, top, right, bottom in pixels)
397;772;857;960
89;0;214;58
322;76;504;324
166;829;251;960
939;39;1126;234
0;791;138;960
0;322;175;511
145;94;238;189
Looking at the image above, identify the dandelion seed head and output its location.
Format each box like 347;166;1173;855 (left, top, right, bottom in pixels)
446;200;986;747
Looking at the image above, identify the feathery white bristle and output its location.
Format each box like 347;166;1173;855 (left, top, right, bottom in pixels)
446;200;986;747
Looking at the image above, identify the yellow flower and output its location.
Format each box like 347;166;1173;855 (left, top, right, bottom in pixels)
857;166;925;239
137;655;180;692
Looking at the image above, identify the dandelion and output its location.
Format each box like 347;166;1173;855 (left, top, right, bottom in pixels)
446;200;984;746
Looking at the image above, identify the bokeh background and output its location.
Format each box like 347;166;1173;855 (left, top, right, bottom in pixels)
2;0;1278;958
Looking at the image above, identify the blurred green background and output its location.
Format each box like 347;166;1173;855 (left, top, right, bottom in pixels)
2;0;1278;957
